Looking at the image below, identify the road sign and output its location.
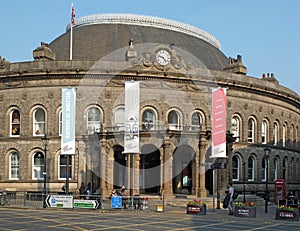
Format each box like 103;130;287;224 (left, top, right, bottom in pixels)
73;199;99;209
211;163;227;169
46;195;73;208
111;196;122;209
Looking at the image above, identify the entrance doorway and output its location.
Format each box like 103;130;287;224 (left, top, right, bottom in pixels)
140;145;160;194
172;145;195;194
113;145;127;189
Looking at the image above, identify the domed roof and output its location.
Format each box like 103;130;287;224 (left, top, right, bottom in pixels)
49;14;228;70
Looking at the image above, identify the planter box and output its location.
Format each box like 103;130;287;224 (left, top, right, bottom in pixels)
234;206;256;218
187;204;206;215
275;208;299;221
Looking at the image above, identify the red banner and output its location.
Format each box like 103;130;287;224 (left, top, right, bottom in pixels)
211;88;226;158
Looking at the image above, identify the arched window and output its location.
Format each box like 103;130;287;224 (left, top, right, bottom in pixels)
114;107;125;131
32;152;44;179
261;120;267;144
142;109;156;130
231;116;240;142
274;158;279;180
232;155;240;181
290;124;295;148
191;112;202;131
282;124;287;147
10;109;20;136
283;157;287;180
33;108;45;136
87;107;101;134
168;110;180;130
262;156;268;181
274;122;279;145
247;118;255;143
59;155;72;180
247;156;255;181
10;152;19;179
59;111;62;136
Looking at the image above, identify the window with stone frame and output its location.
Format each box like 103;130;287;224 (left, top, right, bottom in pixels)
59;155;72;180
168;110;180;130
247;118;255;143
274;122;279;145
232;155;239;181
59;111;62;136
247;156;255;181
191;112;202;131
10;152;19;179
282;123;287;147
33;108;45;136
33;152;44;180
261;157;268;181
231;116;240;142
10;109;20;137
261;120;268;144
274;158;279;181
142;109;156;130
114;107;125;131
87;107;102;134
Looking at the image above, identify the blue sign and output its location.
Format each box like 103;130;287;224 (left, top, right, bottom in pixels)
111;196;122;209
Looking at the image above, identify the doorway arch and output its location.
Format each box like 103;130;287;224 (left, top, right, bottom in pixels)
113;145;126;189
140;144;160;194
172;145;195;194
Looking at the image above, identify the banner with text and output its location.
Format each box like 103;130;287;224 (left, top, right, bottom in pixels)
211;88;227;158
61;88;76;154
124;81;140;154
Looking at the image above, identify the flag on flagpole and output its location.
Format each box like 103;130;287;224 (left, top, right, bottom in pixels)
70;3;75;60
71;3;75;27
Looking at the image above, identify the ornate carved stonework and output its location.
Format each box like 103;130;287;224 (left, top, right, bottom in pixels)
0;56;10;69
130;46;185;72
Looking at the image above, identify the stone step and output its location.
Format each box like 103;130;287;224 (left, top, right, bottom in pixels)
165;194;266;209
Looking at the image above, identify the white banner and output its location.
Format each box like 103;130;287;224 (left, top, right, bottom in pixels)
124;81;140;153
211;88;227;158
61;88;76;154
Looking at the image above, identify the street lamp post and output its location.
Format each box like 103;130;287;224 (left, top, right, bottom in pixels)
264;147;271;213
243;161;246;203
41;134;50;208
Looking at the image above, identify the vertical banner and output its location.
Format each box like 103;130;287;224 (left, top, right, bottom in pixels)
124;81;140;153
211;88;227;158
61;88;76;154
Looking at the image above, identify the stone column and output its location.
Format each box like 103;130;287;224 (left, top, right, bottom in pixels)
194;148;200;196
198;135;208;197
162;138;173;198
133;154;140;195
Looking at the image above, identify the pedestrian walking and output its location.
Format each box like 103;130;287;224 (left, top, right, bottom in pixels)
227;182;235;215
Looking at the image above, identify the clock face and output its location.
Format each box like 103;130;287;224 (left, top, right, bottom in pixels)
156;49;171;66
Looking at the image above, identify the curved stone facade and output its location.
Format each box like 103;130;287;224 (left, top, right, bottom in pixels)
0;14;299;200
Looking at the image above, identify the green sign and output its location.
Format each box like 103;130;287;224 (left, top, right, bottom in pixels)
73;199;98;209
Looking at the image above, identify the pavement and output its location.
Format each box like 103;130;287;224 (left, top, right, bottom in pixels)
1;204;300;231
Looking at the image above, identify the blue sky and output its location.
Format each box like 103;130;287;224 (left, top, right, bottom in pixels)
0;0;299;94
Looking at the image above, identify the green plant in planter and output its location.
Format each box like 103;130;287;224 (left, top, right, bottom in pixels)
277;205;298;211
188;199;204;206
235;201;255;207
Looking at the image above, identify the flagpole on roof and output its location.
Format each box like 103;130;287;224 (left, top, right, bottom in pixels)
70;3;75;60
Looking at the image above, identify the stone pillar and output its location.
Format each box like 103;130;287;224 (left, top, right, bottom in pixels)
195;148;200;196
162;138;174;198
198;136;208;197
133;154;140;195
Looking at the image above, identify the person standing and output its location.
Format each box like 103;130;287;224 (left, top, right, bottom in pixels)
79;183;85;199
227;182;235;215
187;177;192;194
